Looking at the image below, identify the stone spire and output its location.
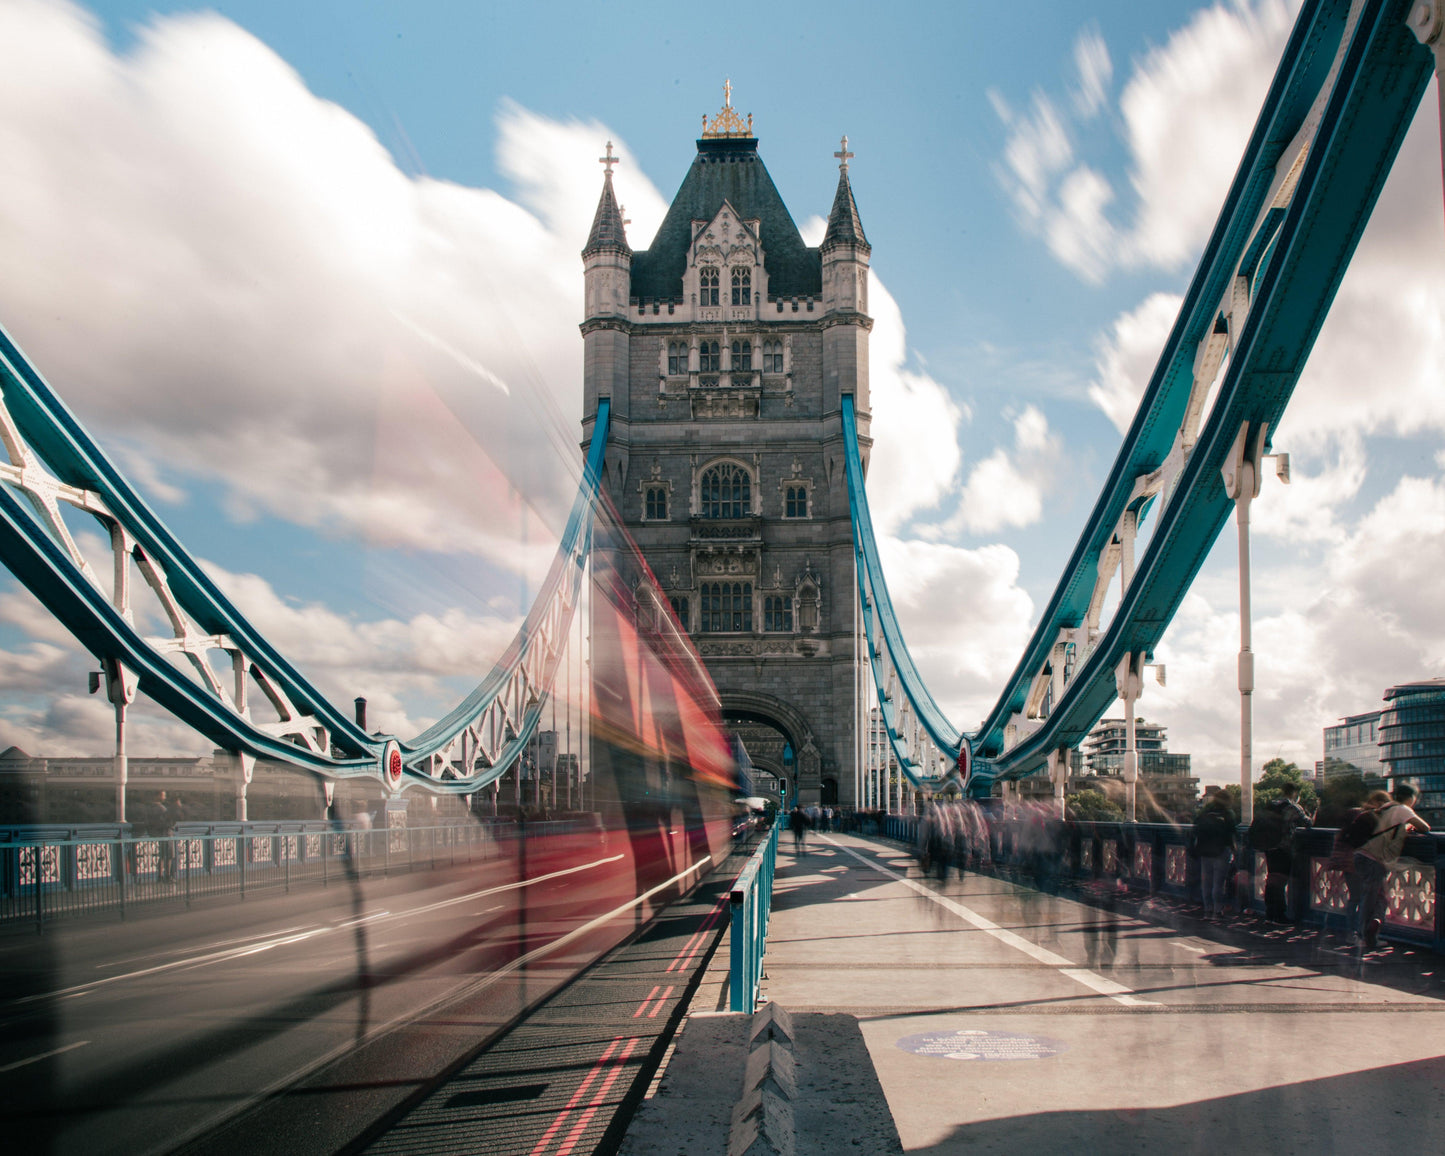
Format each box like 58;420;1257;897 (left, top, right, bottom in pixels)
821;135;869;254
583;141;631;257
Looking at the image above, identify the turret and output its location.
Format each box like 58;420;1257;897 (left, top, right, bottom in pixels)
582;141;632;429
820;137;872;418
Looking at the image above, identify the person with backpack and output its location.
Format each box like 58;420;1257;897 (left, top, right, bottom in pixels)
1326;791;1390;936
1192;788;1237;917
1354;783;1431;949
1249;782;1311;923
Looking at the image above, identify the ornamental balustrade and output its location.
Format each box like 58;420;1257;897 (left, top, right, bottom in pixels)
875;815;1445;954
0;819;589;927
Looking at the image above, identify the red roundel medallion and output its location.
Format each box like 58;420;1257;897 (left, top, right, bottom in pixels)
384;742;403;787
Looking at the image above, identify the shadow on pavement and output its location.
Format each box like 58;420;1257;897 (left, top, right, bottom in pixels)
906;1055;1445;1154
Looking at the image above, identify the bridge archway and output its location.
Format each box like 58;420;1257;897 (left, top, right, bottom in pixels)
719;690;819;802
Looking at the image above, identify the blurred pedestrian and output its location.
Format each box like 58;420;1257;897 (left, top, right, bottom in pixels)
1354;784;1431;949
1193;787;1236;917
1251;782;1310;923
788;804;810;854
1325;790;1388;936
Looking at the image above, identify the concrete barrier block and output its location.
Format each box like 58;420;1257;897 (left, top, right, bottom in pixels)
748;1002;796;1050
742;1039;797;1101
728;1085;795;1156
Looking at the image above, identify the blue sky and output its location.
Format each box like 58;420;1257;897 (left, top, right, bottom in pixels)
1;0;1442;786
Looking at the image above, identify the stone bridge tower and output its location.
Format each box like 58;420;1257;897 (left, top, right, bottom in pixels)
580;91;872;807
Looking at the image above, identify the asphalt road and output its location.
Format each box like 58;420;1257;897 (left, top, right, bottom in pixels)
0;836;680;1154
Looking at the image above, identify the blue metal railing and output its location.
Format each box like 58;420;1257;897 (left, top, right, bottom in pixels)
729;821;780;1012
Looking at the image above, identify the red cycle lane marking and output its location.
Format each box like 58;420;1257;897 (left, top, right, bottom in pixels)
664;893;729;973
534;893;725;1151
669;901;726;973
527;1036;624;1156
554;1036;641;1156
632;985;662;1018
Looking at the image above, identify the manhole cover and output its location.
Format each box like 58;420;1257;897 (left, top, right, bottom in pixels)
895;1029;1067;1061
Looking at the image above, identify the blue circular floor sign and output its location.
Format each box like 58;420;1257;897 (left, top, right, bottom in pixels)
895;1030;1067;1061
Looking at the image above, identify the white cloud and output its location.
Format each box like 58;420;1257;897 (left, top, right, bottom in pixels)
0;0;664;571
1119;0;1299;272
878;536;1035;730
1072;27;1113;119
865;274;968;534
1151;471;1445;784
993;1;1299;282
990;90;1074;224
797;213;968;537
1087;292;1182;433
932;406;1060;537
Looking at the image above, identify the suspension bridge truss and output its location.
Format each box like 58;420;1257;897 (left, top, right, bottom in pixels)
848;0;1442;797
0;314;608;797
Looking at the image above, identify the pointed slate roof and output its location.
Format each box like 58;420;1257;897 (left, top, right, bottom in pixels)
583;171;631;257
822;166;869;253
629;136;821;301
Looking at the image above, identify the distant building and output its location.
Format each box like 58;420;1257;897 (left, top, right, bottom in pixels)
1081;717;1198;818
1379;679;1445;821
1322;710;1384;780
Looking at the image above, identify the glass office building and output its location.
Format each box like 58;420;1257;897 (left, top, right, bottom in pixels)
1378;679;1445;822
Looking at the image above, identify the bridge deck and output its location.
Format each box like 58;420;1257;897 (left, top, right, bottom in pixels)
671;832;1445;1153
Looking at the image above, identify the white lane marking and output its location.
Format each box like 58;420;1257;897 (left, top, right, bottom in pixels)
97;925;315;968
22;853;627;1004
1058;969;1158;1007
1171;939;1208;954
820;836;1160;1008
337;910;391;929
0;1040;90;1072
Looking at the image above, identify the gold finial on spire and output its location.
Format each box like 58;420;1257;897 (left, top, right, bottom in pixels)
834;135;854;173
598;140;619;175
701;80;754;139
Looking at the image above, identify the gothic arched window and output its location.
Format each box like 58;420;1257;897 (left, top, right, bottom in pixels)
701;582;753;632
699;340;720;373
700;463;751;519
667;341;687;376
645;487;668;520
763;341;783;374
785;485;808;518
731;267;751;306
700;267;720;306
764;595;793;632
731;339;752;372
669;596;690;629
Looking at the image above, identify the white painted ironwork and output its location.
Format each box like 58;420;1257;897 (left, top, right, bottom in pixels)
1310;859;1350;914
1165;845;1187;888
1383;861;1435;931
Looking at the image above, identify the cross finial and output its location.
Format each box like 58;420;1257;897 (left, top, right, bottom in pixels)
619;204;632;228
834;134;854;173
598;140;619;176
724;78;732;108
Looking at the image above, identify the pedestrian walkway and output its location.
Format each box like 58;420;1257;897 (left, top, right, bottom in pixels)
644;832;1445;1154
